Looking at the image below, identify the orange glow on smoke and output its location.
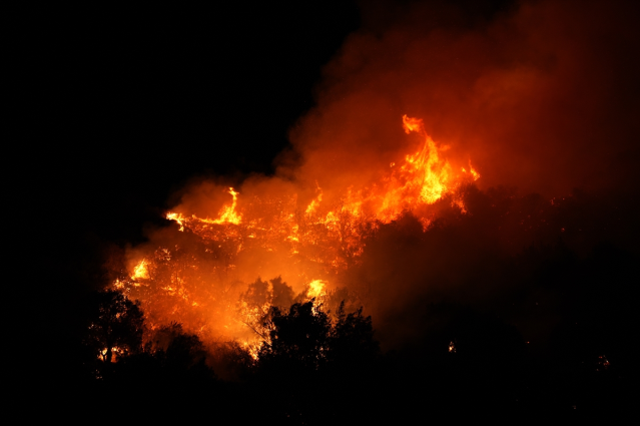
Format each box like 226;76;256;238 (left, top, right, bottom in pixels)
114;116;479;348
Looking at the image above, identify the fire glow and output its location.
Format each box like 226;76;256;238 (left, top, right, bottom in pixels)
113;116;479;349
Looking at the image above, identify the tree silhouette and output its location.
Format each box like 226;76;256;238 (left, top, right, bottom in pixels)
328;302;379;367
85;290;144;363
253;300;380;424
259;300;331;372
257;300;379;370
148;322;209;371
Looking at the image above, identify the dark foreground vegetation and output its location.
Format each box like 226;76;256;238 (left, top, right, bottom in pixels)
29;182;639;424
36;240;635;424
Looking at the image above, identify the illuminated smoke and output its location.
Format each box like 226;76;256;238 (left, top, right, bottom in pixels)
110;0;639;352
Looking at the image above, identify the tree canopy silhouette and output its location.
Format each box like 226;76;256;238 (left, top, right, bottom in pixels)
328;302;380;367
259;300;331;372
84;290;144;363
257;300;379;373
147;322;210;372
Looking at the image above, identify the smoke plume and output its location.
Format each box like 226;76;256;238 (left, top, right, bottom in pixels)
117;0;639;352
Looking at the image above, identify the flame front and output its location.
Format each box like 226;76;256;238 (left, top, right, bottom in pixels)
114;116;479;349
307;279;326;299
203;187;241;225
132;259;149;280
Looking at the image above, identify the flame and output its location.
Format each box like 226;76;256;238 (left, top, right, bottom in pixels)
113;115;479;350
307;279;326;299
401;116;450;204
402;114;423;134
205;187;242;225
99;346;123;362
167;187;242;232
166;212;186;231
462;161;480;181
131;259;149;280
305;184;323;216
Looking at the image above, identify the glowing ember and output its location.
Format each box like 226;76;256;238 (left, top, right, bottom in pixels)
99;346;123;363
597;355;611;371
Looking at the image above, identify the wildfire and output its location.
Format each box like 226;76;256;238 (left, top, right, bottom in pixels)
305;184;323;216
166;187;241;231
401;114;451;204
131;259;149;280
462;162;480;181
307;279;326;299
202;187;242;225
114;115;480;348
99;346;123;362
166;212;186;231
402;115;423;134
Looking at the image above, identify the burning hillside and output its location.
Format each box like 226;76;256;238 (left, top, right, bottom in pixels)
26;0;640;420
106;0;639;358
112;115;480;349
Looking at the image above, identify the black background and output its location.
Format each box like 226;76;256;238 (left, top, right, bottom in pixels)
24;3;360;249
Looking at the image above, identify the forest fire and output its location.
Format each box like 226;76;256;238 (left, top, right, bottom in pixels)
28;0;636;420
112;115;480;349
32;1;636;419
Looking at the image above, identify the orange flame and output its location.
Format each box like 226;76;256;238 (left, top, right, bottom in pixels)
166;212;187;231
402;114;423;134
307;279;326;299
114;115;479;350
131;259;149;280
462;161;480;181
205;187;242;225
401;116;451;204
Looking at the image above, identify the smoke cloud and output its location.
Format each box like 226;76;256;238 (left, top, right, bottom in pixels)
120;0;639;352
284;0;639;196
